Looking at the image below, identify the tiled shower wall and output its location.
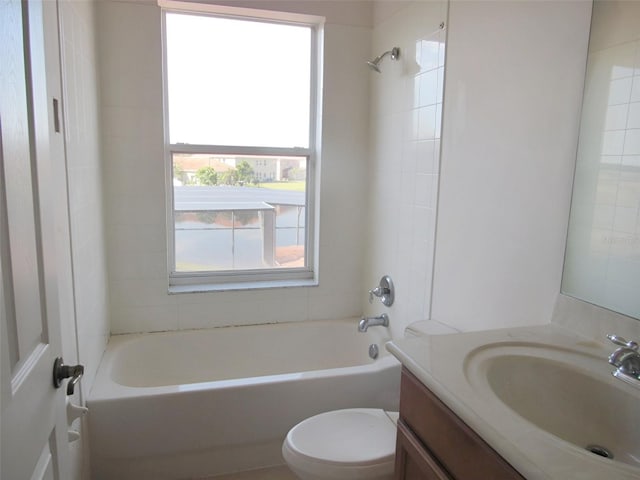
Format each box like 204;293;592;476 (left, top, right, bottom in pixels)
59;0;110;395
365;1;594;336
363;1;448;339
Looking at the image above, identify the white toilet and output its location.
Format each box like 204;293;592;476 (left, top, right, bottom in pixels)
282;408;399;480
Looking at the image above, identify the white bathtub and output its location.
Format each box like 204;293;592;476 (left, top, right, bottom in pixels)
88;318;401;480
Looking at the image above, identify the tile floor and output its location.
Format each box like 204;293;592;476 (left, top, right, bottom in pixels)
202;465;297;479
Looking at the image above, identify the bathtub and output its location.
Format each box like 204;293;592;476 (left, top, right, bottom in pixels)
88;318;401;480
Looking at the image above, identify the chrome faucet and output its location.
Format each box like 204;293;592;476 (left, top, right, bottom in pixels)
368;275;394;307
607;334;640;389
358;314;389;332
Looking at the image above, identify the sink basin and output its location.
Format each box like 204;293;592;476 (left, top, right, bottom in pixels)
466;343;640;468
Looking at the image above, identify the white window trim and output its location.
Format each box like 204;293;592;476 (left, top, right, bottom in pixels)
160;2;324;292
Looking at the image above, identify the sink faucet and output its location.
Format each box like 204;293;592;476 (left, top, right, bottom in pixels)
607;334;640;389
358;313;389;332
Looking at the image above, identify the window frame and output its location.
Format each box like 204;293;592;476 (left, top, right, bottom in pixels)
159;1;323;291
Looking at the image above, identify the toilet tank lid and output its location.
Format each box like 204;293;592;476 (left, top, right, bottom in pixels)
285;408;397;465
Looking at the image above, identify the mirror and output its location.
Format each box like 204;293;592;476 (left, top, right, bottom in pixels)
562;0;640;319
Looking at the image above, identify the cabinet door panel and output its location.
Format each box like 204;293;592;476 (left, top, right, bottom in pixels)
399;368;525;480
395;420;452;480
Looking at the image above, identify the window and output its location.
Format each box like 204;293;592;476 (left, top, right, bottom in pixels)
160;1;323;289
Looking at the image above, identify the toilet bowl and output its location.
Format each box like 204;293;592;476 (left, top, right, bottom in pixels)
282;408;399;480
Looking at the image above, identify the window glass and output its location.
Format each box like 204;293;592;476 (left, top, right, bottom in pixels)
173;154;307;272
164;8;318;284
166;13;311;148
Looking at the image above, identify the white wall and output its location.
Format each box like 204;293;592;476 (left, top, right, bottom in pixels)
430;0;592;331
363;0;447;339
97;0;371;334
57;0;110;477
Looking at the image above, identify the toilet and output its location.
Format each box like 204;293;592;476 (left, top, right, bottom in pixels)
282;408;399;480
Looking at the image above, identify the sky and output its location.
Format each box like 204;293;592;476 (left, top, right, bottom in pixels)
166;12;312;148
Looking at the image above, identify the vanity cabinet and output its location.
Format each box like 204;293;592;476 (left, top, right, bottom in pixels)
394;368;525;480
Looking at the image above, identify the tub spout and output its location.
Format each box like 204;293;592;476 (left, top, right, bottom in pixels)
358;314;389;332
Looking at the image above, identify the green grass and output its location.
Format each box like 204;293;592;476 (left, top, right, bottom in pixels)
175;262;220;272
257;181;306;192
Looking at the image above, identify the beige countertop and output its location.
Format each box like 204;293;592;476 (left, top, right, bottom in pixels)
386;324;640;480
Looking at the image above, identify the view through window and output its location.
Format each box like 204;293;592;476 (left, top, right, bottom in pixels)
164;9;318;280
172;154;307;271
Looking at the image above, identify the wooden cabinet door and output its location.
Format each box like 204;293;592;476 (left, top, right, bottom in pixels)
399;369;525;480
395;420;453;480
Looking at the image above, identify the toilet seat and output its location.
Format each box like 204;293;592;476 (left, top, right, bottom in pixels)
282;408;398;480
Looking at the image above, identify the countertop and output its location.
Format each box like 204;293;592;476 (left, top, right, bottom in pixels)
386;324;640;480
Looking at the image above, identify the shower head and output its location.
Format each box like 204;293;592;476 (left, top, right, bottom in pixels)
366;59;382;73
367;47;400;73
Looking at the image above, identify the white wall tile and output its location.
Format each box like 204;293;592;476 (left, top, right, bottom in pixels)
602;130;626;155
108;251;168;280
623;155;640;166
110;278;176;309
417;105;437;140
401;140;417;174
626;102;640;128
308;289;361;321
415;140;436;174
418;70;438;107
111;304;179;334
613;206;639;233
605;104;629;130
616;174;640;207
436;67;444;105
609;42;636;80
609;77;633;105
623;128;640;154
418;38;440;73
107;224;167;255
630;76;640;102
414;174;436;208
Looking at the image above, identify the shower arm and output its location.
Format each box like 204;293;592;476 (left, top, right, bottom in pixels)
368;47;400;72
378;48;399;63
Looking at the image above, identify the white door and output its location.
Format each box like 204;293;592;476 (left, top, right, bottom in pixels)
1;1;75;478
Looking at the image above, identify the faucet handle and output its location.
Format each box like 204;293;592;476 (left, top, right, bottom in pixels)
369;287;382;303
607;334;639;351
368;275;394;306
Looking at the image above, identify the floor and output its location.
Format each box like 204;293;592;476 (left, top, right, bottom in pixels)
202;465;298;479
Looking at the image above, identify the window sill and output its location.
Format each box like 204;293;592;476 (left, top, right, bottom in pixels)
168;278;319;294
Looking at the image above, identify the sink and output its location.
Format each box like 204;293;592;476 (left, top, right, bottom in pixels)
466;343;640;469
388;326;640;479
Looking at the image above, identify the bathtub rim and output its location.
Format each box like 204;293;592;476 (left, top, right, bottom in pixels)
89;318;398;402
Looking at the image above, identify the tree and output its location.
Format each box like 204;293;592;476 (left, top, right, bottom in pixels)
236;160;254;184
173;162;186;184
220;169;238;185
195;166;218;186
